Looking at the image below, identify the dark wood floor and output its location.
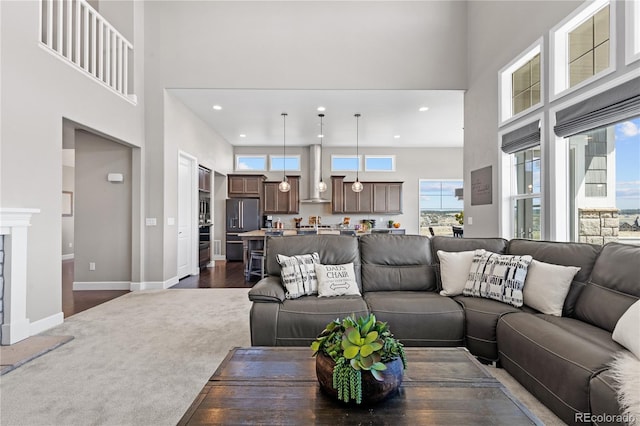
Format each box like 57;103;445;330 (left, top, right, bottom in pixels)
62;259;251;317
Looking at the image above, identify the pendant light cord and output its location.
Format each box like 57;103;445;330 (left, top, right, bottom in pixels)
319;114;324;182
355;113;361;181
282;113;287;182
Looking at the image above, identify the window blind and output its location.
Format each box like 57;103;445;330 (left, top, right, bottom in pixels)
554;77;640;137
501;120;540;154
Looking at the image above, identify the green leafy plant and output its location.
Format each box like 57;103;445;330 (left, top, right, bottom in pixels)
454;211;464;225
311;314;407;404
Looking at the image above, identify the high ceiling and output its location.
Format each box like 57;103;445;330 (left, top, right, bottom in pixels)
168;89;464;148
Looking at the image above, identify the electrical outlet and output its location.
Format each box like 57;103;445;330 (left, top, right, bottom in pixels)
69;243;73;248
468;217;473;225
89;262;96;271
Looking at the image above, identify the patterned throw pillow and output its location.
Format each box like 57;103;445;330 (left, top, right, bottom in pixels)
463;251;532;307
315;263;360;297
277;253;320;299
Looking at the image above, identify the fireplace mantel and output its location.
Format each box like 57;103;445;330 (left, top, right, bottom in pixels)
0;208;40;345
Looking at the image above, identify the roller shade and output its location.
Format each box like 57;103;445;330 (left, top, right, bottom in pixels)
501;120;540;154
554;77;640;137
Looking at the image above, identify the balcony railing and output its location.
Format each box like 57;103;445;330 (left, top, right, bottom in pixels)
39;0;135;102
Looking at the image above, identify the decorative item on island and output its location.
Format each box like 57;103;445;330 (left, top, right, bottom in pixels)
311;314;407;404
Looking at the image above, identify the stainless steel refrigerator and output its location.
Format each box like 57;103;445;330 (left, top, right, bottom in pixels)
226;198;260;261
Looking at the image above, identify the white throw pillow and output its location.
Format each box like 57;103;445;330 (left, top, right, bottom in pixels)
437;249;485;296
613;300;640;359
315;263;360;297
277;253;320;299
463;251;532;307
522;260;580;316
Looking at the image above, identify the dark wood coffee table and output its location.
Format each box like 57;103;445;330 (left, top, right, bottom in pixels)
178;347;542;425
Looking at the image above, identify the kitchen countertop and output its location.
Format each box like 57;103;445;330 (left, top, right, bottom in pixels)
237;228;405;238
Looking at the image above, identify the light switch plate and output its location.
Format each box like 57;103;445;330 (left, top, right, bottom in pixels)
146;218;157;226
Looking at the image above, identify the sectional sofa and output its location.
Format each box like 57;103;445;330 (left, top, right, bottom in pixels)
248;234;639;425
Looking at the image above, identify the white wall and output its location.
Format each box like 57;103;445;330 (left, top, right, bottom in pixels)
163;92;234;280
0;1;144;325
144;0;468;282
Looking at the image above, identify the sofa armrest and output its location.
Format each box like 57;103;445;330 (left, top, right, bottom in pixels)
248;276;285;303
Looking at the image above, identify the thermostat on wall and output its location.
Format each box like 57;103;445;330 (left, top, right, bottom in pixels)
107;173;124;183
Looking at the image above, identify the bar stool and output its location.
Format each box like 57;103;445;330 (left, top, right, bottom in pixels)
249;230;283;280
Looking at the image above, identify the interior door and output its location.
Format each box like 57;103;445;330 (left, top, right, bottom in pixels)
178;154;196;279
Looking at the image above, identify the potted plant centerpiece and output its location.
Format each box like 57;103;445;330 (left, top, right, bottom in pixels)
311;314;407;404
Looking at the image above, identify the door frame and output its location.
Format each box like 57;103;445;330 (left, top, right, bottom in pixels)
177;150;199;278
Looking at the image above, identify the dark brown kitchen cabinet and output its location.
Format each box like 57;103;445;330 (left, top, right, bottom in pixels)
228;174;265;198
331;176;402;214
373;182;403;214
263;176;300;214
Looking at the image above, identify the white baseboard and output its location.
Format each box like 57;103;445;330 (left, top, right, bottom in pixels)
130;276;179;291
212;254;225;261
73;281;131;291
29;312;64;336
61;253;74;261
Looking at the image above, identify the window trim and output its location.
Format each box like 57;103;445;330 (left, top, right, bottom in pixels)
549;0;616;102
268;154;301;172
626;0;640;65
498;38;544;126
234;154;267;171
331;154;362;172
499;114;544;240
364;155;396;172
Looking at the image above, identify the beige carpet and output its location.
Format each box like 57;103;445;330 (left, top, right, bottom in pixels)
0;335;73;375
0;288;565;425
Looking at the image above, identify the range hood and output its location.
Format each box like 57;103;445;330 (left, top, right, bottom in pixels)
301;144;331;204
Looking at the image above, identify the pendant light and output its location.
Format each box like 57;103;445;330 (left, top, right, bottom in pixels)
352;113;363;193
278;113;291;192
317;113;328;193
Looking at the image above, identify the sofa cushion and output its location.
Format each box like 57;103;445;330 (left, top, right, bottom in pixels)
574;242;640;333
612;300;640;358
523;260;580;316
497;312;617;425
274;295;369;346
277;252;320;299
315;263;360;297
437;249;485;296
537;315;625;354
364;291;464;347
452;296;521;362
265;235;362;291
359;234;436;292
589;368;625;426
463;251;532;307
508;239;601;318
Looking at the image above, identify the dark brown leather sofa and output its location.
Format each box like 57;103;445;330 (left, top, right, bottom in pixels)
248;233;639;425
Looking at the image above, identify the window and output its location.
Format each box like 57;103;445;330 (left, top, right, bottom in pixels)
568;5;610;88
364;155;395;172
550;0;614;98
269;155;301;171
419;180;464;237
331;155;361;172
512;54;541;116
567;119;640;245
512;147;542;240
626;0;640;64
235;155;266;171
499;40;543;123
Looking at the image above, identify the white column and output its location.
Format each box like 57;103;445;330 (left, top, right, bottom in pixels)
0;208;40;345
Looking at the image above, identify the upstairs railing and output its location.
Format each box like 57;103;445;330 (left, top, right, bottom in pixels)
39;0;135;103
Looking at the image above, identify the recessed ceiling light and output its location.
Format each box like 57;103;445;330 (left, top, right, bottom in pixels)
239;134;246;138
394;135;401;139
317;106;326;112
318;134;324;138
418;106;429;112
212;105;222;110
